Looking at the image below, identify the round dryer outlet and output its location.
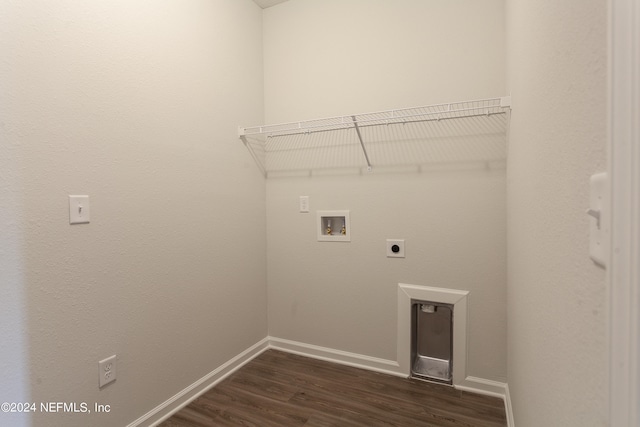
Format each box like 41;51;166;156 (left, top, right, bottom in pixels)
386;239;405;258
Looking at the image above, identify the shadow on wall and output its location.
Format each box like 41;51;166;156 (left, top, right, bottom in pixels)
242;113;508;178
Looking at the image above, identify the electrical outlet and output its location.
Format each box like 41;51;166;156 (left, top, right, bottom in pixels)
386;239;405;258
98;355;117;388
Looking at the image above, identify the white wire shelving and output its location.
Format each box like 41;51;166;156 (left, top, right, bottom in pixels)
238;96;511;177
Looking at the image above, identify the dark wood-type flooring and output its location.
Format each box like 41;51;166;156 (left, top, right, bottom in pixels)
159;350;506;427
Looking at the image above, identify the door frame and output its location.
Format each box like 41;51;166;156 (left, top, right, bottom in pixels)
609;0;639;425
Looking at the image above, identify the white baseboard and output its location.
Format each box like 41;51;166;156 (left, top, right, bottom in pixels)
271;337;513;426
504;383;515;427
267;336;403;377
127;337;269;427
456;376;507;398
456;376;513;427
128;336;514;427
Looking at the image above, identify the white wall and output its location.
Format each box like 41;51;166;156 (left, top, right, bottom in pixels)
264;0;508;382
264;0;506;123
506;0;608;425
2;1;611;424
0;1;266;426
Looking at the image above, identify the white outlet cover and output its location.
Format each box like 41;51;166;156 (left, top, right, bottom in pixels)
387;239;405;258
98;355;117;388
69;195;90;224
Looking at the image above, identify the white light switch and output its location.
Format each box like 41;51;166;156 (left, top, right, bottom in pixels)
587;173;607;267
69;195;90;224
299;196;309;213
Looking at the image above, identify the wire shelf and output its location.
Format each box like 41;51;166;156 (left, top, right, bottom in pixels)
239;97;511;177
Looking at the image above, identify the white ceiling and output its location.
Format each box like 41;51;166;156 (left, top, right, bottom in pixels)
253;0;290;9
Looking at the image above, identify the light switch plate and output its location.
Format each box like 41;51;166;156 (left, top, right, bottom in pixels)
69;195;90;224
299;196;309;213
588;173;607;267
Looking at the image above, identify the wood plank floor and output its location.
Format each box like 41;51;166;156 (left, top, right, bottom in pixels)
158;350;506;427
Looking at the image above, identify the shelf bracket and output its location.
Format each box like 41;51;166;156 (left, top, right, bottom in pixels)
351;116;372;172
239;127;267;178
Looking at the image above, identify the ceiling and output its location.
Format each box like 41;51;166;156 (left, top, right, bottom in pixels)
253;0;290;9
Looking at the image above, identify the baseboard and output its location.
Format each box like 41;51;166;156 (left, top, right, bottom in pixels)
268;336;403;377
129;336;514;427
456;376;513;427
127;337;270;427
456;376;507;398
270;338;514;425
504;383;515;427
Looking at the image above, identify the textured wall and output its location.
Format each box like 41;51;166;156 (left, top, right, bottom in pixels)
264;0;506;123
0;1;266;426
264;0;508;382
505;0;608;425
